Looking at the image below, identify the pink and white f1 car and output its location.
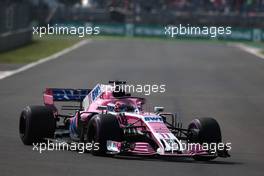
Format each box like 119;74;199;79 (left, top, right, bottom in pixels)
19;81;230;161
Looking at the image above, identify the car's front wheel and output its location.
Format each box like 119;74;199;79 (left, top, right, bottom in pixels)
86;114;122;156
188;117;222;161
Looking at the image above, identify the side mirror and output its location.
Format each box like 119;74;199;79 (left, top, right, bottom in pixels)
107;103;115;112
97;106;107;111
154;106;164;113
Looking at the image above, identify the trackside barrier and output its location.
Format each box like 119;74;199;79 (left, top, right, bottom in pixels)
0;2;32;52
0;28;32;52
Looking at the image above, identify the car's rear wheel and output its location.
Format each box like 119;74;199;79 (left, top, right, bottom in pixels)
19;106;55;145
188;117;222;161
87;114;122;156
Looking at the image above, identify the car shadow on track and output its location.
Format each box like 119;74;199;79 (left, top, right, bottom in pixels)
112;155;242;165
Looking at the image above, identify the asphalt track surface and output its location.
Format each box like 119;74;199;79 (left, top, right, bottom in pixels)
1;39;264;176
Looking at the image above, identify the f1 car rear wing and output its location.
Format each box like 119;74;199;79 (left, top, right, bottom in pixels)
43;88;91;106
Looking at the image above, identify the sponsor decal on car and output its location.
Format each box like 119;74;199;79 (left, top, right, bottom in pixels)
91;84;102;101
144;116;163;122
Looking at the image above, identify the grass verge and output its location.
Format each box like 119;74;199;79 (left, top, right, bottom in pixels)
0;36;81;63
90;35;264;48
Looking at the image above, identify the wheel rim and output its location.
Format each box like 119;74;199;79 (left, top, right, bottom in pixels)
19;113;26;138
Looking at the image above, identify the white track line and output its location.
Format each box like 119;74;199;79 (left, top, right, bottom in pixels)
228;43;264;60
0;39;90;80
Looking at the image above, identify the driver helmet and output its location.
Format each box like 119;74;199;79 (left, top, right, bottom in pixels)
114;100;135;112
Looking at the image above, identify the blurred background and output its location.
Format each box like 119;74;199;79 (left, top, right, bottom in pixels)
0;0;264;54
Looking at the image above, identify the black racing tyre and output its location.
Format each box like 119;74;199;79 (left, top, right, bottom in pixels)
188;117;222;161
19;106;55;145
87;114;122;156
